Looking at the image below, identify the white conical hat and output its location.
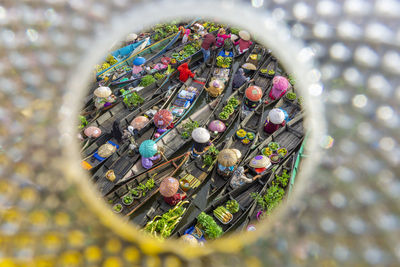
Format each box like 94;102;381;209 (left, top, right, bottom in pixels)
191;127;210;143
94;86;112;98
239;30;250;41
126;33;138;42
269;108;285;124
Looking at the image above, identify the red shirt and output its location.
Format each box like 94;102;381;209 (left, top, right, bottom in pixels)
234;39;253;52
177;63;195;82
164;193;187;206
201;34;216;50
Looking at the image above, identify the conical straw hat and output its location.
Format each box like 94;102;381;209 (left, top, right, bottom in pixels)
249;155;270;168
239;30;250;41
94;86;112;98
217;149;238;167
98;143;116;158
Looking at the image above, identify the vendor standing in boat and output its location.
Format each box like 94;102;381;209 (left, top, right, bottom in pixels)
191;127;212;159
234;30;253;55
264;108;286;134
93;86;116;110
177;59;195;83
243;85;263;111
217;149;241;177
215;28;231;48
200;31;216;64
131;56;146;86
139;140;161;169
159;177;187;206
205;79;225;98
269;76;290;100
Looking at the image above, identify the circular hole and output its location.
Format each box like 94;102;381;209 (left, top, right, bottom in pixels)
62;1;324;257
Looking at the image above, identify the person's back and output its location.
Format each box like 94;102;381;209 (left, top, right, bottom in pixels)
201;33;216;50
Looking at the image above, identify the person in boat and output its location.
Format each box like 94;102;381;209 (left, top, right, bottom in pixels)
139;140;161;169
125;33;138;45
192;23;206;36
269;76;290;100
177;59;195;83
131;56;146;86
111;120;123;143
232;68;252;90
164;192;187;206
215;28;231;48
248;155;271;176
230;166;261;189
191;127;212;159
234;30;253;55
205;79;225;98
217;149;241;177
243;85;263;111
200;31;217;64
264;108;286;134
182;28;191;44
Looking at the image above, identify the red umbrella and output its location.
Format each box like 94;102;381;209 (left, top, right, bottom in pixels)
84;126;102;138
245;86;263;101
154;109;173;129
159;177;179;197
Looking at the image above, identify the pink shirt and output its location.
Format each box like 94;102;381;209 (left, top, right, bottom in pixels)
216;33;231;47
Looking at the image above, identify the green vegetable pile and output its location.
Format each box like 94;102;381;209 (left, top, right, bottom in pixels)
218;111;229;120
122;194;133;205
197;212;223;239
154;72;165;81
213;206;233;223
216;56;232;68
180;120;199;139
120;89;144;109
268;70;275;75
230;28;240;35
113;204;122;213
225;200;239;214
228;97;239;107
223;104;234;114
251;169;291;217
152;23;179;41
127;178;155;199
202;145;219;167
139;75;156;87
79;115;88;129
268;142;280;151
287;74;295;86
286;92;296;100
143;201;188;239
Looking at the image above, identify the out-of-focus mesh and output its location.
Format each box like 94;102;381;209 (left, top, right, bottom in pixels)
0;0;399;266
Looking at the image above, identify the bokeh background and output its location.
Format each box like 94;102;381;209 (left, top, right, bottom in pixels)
0;0;399;266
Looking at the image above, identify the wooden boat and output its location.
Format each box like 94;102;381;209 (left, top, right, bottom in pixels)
173;136;301;239
121;62;214;178
97;20;198;79
111;39;203;88
80;74;179;157
91;83;185;193
95;60;210;194
239;151;298;231
105;153;190;217
131;141;226;231
239;54;275;119
212;112;304;199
